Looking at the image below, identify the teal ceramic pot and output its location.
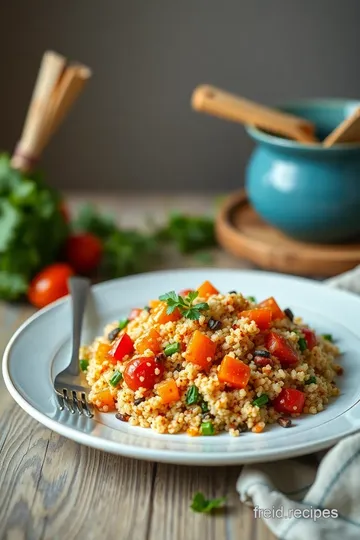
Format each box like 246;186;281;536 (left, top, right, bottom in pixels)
245;99;360;243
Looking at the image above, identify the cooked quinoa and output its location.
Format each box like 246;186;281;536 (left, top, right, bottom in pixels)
81;281;341;437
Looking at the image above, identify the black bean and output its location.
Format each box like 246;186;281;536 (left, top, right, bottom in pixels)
208;317;222;331
108;327;120;342
155;353;166;364
115;413;129;422
228;290;237;294
134;397;145;406
254;349;271;358
173;363;183;372
284;308;294;322
238;424;248;432
277;417;292;428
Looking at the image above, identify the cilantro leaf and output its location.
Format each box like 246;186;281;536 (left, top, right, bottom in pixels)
190;492;226;513
159;290;209;320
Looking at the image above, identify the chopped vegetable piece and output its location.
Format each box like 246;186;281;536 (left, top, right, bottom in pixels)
157;379;180;404
108;327;120;342
258;296;285;320
164;342;180;356
28;263;74;308
190;492;226;513
305;376;317;385
123;356;164;391
254;356;273;368
322;333;333;342
240;308;272;330
129;308;142;321
247;295;256;303
298;337;307;352
284;308;294;321
134;397;145;406
302;328;317;350
116;413;130;422
186;385;200;405
185;330;216;368
278;417;292;428
273;388;305;414
207;317;222;331
252;394;269;407
153;301;182;324
109;370;123;387
65;233;103;274
201;400;209;413
149;299;161;309
200;422;214;436
94;389;116;410
197;280;219;298
265;332;299;366
178;288;194;297
218;355;251;389
108;333;134;363
158;291;208;321
95;342;112;361
254;349;271;358
79;359;89;372
136;328;161;354
119;318;129;330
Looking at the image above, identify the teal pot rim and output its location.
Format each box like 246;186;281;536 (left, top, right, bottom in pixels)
246;98;360;152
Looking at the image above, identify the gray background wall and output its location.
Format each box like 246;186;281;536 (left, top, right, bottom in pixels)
1;0;360;192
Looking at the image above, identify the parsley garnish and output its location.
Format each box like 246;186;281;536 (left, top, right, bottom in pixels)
190;492;226;513
159;290;209;320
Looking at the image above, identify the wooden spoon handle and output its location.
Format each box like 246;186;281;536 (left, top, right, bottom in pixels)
192;85;318;143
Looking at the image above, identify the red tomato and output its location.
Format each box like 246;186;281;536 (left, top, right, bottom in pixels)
179;288;194;297
28;263;74;309
302;328;317;350
65;233;103;275
240;308;272;330
258;297;285;320
129;308;143;321
265;331;299;366
108;333;134;363
273;388;305;414
124;356;164;391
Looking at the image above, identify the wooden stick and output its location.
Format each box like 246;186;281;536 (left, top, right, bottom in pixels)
323;107;360;147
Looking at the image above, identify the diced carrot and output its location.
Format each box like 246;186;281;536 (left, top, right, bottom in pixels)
187;427;199;437
218;355;251;389
96;342;112;362
149;299;161;309
185;330;216;369
136;328;161;354
153;302;181;324
240;308;272;330
197;280;219;298
157;379;180;404
94;389;116;411
252;422;265;433
258;297;285;320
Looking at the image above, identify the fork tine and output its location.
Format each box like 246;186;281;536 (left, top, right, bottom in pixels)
63;388;76;414
81;392;94;418
55;391;65;411
72;391;83;415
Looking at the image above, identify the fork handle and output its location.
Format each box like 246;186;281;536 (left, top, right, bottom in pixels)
68;277;91;375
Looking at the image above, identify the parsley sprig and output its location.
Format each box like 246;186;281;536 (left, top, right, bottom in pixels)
190;492;226;513
159;290;209;320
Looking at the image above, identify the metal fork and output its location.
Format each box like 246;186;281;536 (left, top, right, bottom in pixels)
54;277;94;417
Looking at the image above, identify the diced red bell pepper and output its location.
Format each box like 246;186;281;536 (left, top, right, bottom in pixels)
302;328;317;350
108;333;134;363
273;388;305;414
258;297;285;320
265;331;299;366
129;308;143;321
240;308;272;330
179;288;194;297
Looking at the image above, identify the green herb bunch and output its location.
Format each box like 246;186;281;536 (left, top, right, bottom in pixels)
159;290;209;320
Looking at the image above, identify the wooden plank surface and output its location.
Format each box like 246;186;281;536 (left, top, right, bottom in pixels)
0;195;275;540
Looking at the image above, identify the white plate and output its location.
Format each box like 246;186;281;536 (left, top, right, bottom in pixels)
3;269;360;465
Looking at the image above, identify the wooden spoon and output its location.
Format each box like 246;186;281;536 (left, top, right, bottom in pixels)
191;85;318;143
323;107;360;147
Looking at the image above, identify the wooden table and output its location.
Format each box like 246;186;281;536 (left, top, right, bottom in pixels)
0;195;275;540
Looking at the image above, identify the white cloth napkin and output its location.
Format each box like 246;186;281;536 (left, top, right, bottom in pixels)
237;266;360;540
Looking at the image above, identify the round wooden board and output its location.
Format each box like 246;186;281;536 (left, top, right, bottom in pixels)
216;190;360;277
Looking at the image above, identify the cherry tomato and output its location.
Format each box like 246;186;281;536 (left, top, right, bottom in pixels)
129;308;143;321
59;201;70;223
65;233;103;275
265;331;299;366
28;263;74;308
258;297;285;320
108;333;134;363
302;328;317;350
273;388;305;414
179;288;194;297
124;356;164;391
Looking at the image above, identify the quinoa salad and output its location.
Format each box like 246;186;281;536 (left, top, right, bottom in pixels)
80;280;342;437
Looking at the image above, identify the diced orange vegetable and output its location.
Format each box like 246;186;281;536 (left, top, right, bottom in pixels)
136;328;161;354
96;342;112;362
185;330;216;369
218;355;251;389
149;299;161;309
157;379;180;404
252;422;265;433
94;389;116;411
240;308;272;330
258;297;285;320
187;427;199;437
197;280;219;298
153;302;181;324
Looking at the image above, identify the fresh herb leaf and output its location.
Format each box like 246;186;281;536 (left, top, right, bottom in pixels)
201;400;209;413
322;334;333;342
159;290;209;320
305;376;317;385
190;492;226;513
157;212;216;253
79;359;89;372
298;337;307;352
186;385;200;405
247;296;257;303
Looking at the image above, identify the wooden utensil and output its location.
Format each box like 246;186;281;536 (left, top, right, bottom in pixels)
323;107;360;147
192;85;318;143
